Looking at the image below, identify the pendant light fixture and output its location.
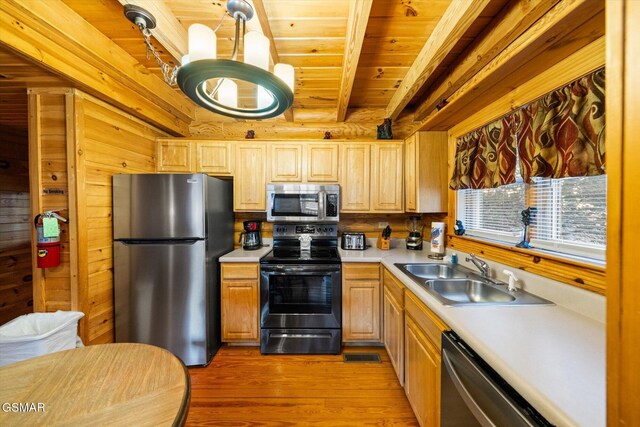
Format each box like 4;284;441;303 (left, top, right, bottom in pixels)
124;0;294;120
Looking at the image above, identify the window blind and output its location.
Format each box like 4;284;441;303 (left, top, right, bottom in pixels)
458;182;526;243
529;175;607;259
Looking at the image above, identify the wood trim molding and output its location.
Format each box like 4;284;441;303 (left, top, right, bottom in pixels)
27;92;45;312
384;0;491;120
0;0;193;135
413;0;560;121
606;0;640;424
416;0;603;131
336;0;372;122
447;235;605;294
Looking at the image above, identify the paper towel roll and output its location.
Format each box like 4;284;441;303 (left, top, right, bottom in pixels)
430;222;445;255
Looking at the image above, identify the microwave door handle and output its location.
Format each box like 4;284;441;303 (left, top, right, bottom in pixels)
318;190;326;220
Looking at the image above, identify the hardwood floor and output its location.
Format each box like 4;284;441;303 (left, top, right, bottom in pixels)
186;345;418;426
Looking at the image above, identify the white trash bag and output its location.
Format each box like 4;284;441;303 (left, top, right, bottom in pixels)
0;311;84;367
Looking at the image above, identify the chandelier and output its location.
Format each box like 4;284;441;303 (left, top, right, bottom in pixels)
125;0;294;120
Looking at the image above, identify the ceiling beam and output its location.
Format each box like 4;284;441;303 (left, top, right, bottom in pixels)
117;0;187;61
250;0;293;122
336;0;373;122
415;0;603;131
413;0;561;121
0;0;194;135
384;0;491;120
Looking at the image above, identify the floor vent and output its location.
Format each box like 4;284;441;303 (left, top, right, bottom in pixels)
343;353;381;363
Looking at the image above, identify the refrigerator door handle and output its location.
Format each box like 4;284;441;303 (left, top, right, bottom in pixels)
118;239;202;245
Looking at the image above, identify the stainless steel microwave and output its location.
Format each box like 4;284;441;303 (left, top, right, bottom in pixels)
266;184;339;222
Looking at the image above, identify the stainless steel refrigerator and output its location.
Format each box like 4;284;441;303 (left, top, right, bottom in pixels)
112;173;233;366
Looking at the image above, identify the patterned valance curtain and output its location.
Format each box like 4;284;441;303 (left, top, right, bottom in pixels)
450;67;605;190
517;68;605;182
449;116;516;190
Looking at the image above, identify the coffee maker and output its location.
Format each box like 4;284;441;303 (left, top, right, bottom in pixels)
405;215;424;250
239;220;263;250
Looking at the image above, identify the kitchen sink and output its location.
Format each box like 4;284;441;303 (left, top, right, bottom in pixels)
394;263;553;306
399;263;467;279
427;279;515;304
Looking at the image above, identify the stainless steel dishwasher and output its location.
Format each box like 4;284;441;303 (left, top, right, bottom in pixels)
441;331;554;427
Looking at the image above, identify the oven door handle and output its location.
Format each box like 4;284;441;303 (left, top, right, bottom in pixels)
261;265;341;273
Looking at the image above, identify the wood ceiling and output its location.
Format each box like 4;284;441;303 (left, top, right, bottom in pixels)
56;0;509;123
0;0;605;134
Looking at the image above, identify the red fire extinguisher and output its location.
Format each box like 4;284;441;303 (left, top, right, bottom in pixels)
34;211;68;268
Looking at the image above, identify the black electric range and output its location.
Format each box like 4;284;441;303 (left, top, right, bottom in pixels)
259;223;342;354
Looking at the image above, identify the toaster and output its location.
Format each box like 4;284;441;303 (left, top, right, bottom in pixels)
341;232;367;250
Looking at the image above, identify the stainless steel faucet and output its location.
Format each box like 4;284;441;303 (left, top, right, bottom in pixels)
466;253;490;277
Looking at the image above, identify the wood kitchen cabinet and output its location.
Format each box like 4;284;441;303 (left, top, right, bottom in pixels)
342;263;381;342
383;268;405;385
306;142;339;182
270;143;303;182
221;263;260;343
196;141;233;175
371;142;404;212
340;141;404;213
405;131;448;213
157;139;194;172
404;291;449;427
340;143;371;211
234;142;267;211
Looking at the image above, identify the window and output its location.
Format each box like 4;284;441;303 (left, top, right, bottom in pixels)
457;174;607;262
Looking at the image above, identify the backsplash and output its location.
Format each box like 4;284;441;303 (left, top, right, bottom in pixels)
233;212;447;247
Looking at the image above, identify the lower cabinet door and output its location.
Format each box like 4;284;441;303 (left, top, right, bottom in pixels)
342;279;381;342
383;287;404;385
221;279;259;342
404;315;441;427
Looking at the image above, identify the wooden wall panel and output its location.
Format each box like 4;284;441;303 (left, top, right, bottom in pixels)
0;125;30;250
70;91;167;345
28;90;72;314
0;125;33;325
0;244;32;325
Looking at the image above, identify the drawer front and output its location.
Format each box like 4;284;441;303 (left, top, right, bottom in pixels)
222;263;260;280
383;268;404;306
343;263;380;280
405;291;448;351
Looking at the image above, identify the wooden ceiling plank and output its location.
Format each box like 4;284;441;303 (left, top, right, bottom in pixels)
384;0;491;120
116;0;187;61
249;0;293;121
336;0;373;122
413;0;560;121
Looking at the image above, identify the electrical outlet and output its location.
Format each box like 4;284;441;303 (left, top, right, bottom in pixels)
378;221;389;229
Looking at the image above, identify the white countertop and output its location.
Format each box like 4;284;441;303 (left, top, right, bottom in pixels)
219;245;272;262
340;243;605;427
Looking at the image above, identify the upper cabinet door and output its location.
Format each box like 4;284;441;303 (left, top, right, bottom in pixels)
157;140;194;172
405;132;448;213
234;143;267;211
270;143;303;182
340;143;370;212
371;142;403;212
405;134;418;212
197;141;233;176
306;142;339;182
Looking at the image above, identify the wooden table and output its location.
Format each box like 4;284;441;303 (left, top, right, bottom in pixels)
0;343;190;426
